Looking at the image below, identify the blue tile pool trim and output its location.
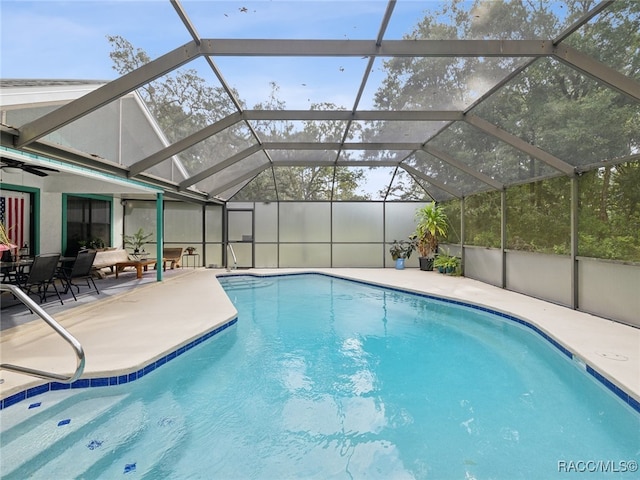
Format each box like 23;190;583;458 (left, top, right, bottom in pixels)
0;318;237;410
218;271;640;415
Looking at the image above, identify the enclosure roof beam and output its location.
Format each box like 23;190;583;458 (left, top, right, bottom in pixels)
271;160;402;167
264;142;424;150
16;41;202;147
463;114;575;175
209;164;271;198
401;164;461;199
178;144;262;190
242;110;464;121
8;140;211;203
552;44;640;102
421;145;504;190
170;0;201;46
199;39;555;57
128;112;243;176
13;38;568;149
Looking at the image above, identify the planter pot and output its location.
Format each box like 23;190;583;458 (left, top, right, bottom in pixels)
395;258;405;270
438;266;445;273
419;257;434;271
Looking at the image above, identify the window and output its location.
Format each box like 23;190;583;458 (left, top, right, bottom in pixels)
66;195;111;255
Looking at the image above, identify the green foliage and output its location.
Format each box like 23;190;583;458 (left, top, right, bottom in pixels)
108;35;243;183
441;201;462;243
123;228;153;252
464;191;501;248
506;178;571;254
433;249;461;274
578;165;640;261
457;164;640;262
389;239;417;260
87;237;105;250
412;204;449;258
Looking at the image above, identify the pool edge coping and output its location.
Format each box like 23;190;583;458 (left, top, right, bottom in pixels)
0;318;237;410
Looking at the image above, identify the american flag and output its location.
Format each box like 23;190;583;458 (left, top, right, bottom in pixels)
0;196;25;249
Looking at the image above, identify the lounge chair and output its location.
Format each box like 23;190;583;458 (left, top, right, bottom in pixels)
162;247;184;269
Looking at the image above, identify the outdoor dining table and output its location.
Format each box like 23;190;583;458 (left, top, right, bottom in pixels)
0;256;74;284
0;258;34;283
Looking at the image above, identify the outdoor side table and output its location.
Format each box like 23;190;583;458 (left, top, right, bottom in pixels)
182;253;200;268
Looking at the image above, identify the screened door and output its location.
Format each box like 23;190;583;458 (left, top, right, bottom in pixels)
227;209;253;268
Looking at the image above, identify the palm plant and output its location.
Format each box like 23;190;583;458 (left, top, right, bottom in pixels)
123;228;153;254
412;204;448;270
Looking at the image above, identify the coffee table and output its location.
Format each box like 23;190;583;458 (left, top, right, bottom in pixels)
114;259;158;279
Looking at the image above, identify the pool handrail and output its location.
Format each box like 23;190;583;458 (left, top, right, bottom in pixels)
0;283;85;383
226;243;238;271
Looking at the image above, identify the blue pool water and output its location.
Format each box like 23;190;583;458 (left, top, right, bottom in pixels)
1;273;638;479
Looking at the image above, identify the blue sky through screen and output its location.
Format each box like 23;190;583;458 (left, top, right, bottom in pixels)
0;1;429;109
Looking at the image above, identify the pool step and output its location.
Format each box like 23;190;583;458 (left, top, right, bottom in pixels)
28;400;146;480
83;392;186;479
219;278;273;291
0;393;130;479
1;391;185;479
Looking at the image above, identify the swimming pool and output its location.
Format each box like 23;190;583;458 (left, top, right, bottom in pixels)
1;273;638;479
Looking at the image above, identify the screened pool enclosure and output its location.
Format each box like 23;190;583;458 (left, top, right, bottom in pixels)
0;0;638;326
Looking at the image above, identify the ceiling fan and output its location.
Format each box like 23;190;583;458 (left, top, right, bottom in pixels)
0;157;59;177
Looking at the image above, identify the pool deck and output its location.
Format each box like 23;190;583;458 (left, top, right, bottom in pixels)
1;268;638;409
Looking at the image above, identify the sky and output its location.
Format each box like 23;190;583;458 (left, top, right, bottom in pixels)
1;0;438;196
0;0;433;110
0;0;587;198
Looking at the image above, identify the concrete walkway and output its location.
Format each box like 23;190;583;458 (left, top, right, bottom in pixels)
1;268;638;409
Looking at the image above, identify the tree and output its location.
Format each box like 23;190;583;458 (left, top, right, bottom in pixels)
107;41;370;201
370;0;639;259
231;85;368;201
108;36;251;186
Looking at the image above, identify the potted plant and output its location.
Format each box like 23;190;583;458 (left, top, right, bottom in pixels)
0;223;18;261
186;246;196;255
433;249;460;274
445;255;461;274
412;204;449;271
389;239;417;270
123;228;153;259
88;236;106;250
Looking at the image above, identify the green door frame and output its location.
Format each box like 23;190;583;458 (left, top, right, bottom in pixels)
0;183;41;255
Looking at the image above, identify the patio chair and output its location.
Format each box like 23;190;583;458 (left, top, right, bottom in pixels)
14;253;63;305
57;250;99;301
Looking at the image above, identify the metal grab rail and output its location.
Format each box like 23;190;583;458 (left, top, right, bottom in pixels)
0;283;85;383
226;243;238;272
